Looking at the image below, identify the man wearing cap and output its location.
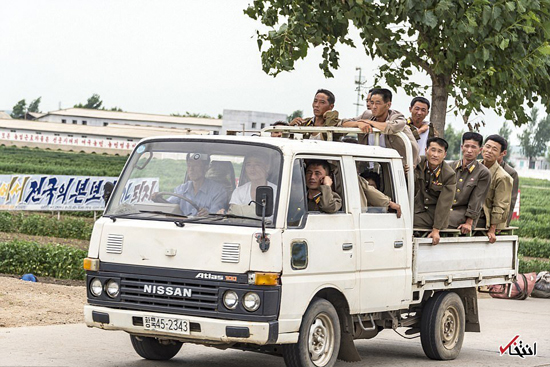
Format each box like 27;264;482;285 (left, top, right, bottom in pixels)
413;137;457;245
341;88;420;168
161;153;228;216
407;96;437;156
449;132;491;234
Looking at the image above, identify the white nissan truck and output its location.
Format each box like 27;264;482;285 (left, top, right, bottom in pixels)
84;127;518;367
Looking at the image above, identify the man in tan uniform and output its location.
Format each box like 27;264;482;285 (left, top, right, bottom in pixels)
478;135;513;243
290;89;340;140
449;132;491;234
358;175;402;217
413;137;457;245
305;160;342;213
407;96;437;156
497;151;519;225
340;88;420;168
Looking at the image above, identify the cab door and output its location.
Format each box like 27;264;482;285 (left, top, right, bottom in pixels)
353;158;412;312
280;157;359;315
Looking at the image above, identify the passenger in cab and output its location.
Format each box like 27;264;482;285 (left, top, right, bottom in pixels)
226;155;277;214
449;132;491;234
340;88;420;168
478;135;513;243
305;160;342;213
407;97;437;156
155;153;228;216
413;137;457;245
289;89;340;140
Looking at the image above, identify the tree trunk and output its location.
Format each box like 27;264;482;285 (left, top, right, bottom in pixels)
430;75;450;138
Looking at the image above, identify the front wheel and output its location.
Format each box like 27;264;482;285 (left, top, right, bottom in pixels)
283;297;341;367
130;335;183;360
420;291;465;360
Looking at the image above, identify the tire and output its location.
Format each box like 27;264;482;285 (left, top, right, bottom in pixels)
283;297;341;367
130;335;183;360
420;292;465;360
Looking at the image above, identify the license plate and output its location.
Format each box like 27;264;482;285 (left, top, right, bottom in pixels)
143;316;190;335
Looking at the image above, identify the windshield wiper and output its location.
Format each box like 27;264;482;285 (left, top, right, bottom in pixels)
205;213;263;222
108;210;188;222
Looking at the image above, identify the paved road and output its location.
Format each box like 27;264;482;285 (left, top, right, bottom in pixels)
1;298;549;367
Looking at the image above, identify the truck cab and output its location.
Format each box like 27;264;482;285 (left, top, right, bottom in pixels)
84;131;518;367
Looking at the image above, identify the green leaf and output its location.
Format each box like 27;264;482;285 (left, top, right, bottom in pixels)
538;44;550;55
499;38;510;50
423;10;437;28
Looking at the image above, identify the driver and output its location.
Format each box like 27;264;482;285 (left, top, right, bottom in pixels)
163;153;228;216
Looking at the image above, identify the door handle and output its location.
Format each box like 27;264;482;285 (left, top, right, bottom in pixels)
394;241;404;248
342;243;353;251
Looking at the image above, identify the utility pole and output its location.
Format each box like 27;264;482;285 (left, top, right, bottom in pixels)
354;67;365;116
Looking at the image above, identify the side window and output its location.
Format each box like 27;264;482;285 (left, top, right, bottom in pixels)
355;160;396;213
287;158;346;228
287;159;307;227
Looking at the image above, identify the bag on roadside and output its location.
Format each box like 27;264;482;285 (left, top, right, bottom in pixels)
531;271;550;298
488;272;537;300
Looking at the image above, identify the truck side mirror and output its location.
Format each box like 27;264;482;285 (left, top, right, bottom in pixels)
255;186;274;217
103;181;115;204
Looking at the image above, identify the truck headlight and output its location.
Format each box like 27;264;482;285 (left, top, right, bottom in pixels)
105;279;120;298
243;292;261;312
90;278;103;297
223;291;239;310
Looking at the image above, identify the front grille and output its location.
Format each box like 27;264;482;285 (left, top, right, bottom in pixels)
119;274;219;313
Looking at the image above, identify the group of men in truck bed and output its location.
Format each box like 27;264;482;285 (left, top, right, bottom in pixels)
277;88;518;245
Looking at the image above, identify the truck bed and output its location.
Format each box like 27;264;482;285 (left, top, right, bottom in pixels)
412;235;518;290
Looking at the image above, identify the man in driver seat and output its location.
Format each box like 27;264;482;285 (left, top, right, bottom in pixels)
160;153;228;216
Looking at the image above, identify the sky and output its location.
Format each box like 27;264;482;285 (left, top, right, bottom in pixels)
1;0;522;143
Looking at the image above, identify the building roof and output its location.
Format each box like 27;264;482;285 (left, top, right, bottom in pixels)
39;108;222;128
0;118;209;139
0;111;11;119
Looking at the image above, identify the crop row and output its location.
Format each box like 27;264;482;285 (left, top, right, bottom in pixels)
0;212;93;240
0;240;86;280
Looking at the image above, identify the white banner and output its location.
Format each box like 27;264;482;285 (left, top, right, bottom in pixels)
0;175;117;211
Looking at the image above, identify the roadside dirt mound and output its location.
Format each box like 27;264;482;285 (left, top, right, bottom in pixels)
0;275;86;327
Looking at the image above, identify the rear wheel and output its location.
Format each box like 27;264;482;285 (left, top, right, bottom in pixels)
420;292;465;360
283;297;341;367
130;335;183;360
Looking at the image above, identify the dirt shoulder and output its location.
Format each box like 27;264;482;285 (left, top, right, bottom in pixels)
0;275;86;328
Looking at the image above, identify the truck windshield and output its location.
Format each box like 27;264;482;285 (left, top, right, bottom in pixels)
104;140;282;227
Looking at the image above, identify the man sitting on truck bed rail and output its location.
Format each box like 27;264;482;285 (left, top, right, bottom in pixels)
449;132;491;234
289;89;341;140
478;135;513;243
413;137;457;245
340;88;420;168
305;160;342;213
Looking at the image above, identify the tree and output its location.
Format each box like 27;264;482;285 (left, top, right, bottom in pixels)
519;107;550;168
28;97;42;113
74;94;103;109
498;121;513;163
171;112;215;119
10;99;26;119
287;109;303;123
444;125;464;161
245;0;550;135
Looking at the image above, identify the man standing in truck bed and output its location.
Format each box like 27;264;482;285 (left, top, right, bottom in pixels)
413;137;457;245
449;132;491;234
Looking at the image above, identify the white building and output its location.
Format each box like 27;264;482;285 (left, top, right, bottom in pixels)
221;109;287;136
37;108;222;134
0;118;209;154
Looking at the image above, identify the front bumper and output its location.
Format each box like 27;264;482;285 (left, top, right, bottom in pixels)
84;305;280;345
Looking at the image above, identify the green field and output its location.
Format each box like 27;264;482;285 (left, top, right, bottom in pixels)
0;145;127;176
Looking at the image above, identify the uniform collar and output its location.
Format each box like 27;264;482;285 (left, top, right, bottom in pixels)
426;160;442;179
455;159;476;173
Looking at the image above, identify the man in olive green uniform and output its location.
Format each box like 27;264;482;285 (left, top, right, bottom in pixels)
498;154;519;225
479;135;513;243
413;137;457;245
305;160;342;213
340;88;420;168
290;89;341;140
449;132;491;233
